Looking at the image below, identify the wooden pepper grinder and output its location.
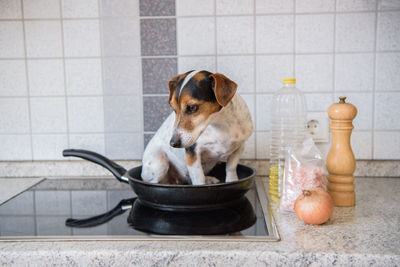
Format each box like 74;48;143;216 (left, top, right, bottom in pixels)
326;96;357;207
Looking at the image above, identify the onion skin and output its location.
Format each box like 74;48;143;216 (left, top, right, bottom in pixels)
294;188;334;226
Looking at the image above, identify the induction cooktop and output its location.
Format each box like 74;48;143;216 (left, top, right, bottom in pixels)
0;177;280;242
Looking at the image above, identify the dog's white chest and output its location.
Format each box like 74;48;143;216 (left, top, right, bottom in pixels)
197;124;243;160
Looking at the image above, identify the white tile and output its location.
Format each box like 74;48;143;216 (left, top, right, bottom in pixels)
0;0;21;19
375;92;400;130
0;21;24;58
217;16;254;54
336;0;376;11
67;96;104;133
376;53;400;91
0;60;27;96
304;93;332;111
69;133;105;154
295;14;334;53
30;97;67;133
242;132;255;159
217;56;254;93
256;131;270;159
105;132;143;160
27;59;65;96
241;94;255;124
23;0;60;18
295;54;333;92
32;134;68;160
256;94;273;131
256;55;293;93
334;92;373;130
35;191;70;215
101;0;139;17
63;20;101;57
62;0;99;18
377;12;400;51
256;0;293;14
176;0;214;16
351;131;372;160
101;18;140;57
0;98;30;134
374;131;400;159
104;95;143;132
65;58;102;96
103;56;142;95
335;13;376;52
71;190;107;216
296;0;335;12
177;17;215;55
24;20;63;57
36;216;71;236
178;56;216;73
0;216;35;236
0;135;31;160
0;191;33;215
216;0;253;15
256;15;294;54
378;0;400;10
335;53;374;92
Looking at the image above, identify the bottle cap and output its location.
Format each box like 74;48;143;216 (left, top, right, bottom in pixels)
283;78;296;84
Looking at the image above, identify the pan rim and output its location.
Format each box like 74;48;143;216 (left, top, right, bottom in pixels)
127;163;256;189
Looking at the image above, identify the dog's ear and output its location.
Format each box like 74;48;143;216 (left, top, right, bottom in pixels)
168;74;181;104
209;73;238;107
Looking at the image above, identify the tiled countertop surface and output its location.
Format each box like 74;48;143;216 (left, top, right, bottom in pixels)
1;177;399;266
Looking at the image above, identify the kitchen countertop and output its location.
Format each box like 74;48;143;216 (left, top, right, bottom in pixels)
1;177;399;266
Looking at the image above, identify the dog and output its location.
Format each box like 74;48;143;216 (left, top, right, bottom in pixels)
141;70;254;185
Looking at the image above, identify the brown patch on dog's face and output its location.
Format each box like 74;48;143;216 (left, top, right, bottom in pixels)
173;93;221;133
168;70;232;147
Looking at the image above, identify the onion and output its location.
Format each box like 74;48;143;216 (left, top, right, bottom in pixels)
294;188;333;226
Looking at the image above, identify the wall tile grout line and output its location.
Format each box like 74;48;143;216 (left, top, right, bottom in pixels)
2;49;400;62
98;0;107;156
0;8;398;22
214;0;218;71
372;1;380;159
293;0;296;77
332;0;337;106
58;0;71;153
20;0;34;160
252;0;258;159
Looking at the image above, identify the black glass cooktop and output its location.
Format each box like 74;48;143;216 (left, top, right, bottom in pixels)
0;178;279;241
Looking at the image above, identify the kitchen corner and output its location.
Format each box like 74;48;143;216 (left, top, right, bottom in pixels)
1;174;399;266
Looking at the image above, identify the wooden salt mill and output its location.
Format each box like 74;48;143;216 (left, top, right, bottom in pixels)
326;96;357;207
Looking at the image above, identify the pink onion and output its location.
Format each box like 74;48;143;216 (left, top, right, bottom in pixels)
294;188;333;226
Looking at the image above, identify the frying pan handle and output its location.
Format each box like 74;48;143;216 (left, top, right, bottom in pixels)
63;149;129;183
65;198;136;228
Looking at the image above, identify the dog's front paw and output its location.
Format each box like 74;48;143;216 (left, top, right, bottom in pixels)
205;176;220;184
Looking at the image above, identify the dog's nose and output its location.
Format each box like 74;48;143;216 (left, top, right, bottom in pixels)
170;136;182;148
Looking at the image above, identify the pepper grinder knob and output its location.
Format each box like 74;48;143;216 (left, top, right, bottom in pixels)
326;96;358;207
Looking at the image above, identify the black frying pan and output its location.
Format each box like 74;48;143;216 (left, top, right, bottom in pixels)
63;149;255;211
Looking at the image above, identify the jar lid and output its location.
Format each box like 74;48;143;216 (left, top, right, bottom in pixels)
283;78;296;84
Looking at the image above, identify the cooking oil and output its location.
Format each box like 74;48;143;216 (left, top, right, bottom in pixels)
269;78;306;203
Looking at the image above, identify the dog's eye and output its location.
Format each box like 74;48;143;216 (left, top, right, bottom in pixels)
186;104;199;114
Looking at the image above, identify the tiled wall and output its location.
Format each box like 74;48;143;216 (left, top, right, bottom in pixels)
0;0;399;161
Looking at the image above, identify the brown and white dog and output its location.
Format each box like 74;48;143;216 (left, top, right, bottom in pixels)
141;70;253;185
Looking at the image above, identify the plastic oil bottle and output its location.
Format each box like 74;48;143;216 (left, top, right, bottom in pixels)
269;78;306;203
